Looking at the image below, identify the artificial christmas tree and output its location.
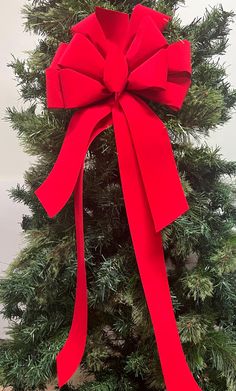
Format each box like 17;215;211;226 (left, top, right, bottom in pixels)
1;1;236;391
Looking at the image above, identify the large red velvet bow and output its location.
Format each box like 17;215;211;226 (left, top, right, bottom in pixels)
35;4;201;391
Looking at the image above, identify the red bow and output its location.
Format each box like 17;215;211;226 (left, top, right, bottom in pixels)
35;4;201;391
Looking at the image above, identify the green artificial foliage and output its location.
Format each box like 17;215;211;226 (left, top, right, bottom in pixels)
1;1;236;390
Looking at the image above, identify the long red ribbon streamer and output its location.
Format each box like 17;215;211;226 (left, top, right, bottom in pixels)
35;94;201;390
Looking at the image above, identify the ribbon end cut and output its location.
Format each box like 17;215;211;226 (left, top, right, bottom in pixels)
56;342;84;388
34;186;56;219
56;350;76;388
154;200;189;233
56;355;68;388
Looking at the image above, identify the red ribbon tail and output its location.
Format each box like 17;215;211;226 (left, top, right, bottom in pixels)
56;171;87;388
119;93;189;231
34;104;112;387
112;100;201;391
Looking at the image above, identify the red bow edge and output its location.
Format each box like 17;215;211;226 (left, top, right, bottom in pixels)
34;4;201;391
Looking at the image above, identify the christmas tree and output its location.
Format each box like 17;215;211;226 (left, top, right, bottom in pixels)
1;1;236;390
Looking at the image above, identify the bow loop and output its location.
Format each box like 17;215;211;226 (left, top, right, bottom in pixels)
167;40;192;75
59;69;109;109
71;13;108;56
46;43;68;108
128;4;171;40
128;48;168;92
126;15;168;71
58;33;105;80
95;7;129;50
103;44;128;93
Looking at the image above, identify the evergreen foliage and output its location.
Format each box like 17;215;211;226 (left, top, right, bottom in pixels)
1;1;236;390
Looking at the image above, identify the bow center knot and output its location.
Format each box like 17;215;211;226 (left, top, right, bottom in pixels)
103;44;128;94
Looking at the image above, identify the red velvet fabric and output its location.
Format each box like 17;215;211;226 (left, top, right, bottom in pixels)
35;5;201;390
